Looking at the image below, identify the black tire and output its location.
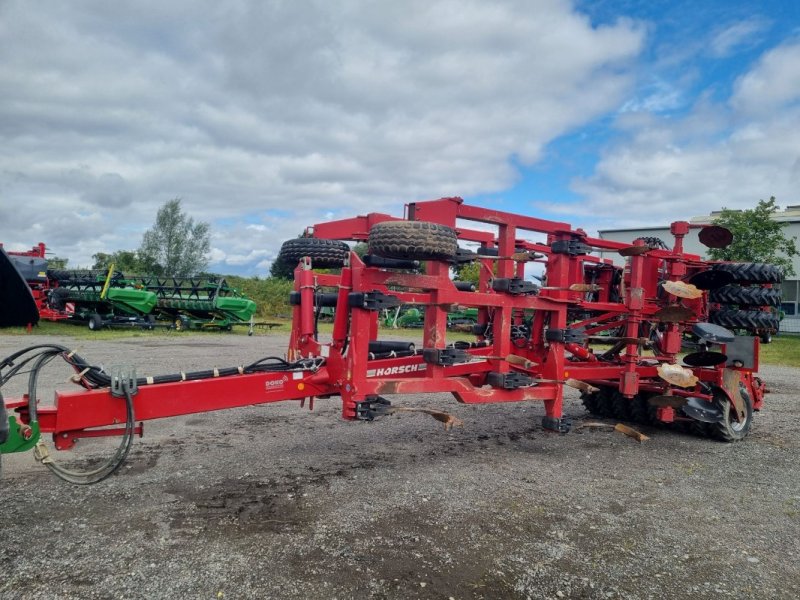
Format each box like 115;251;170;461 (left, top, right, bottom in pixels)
581;390;601;415
760;331;773;344
277;238;350;268
709;309;780;331
88;314;103;331
709;285;781;307
712;390;753;442
711;263;783;284
582;386;614;418
610;391;632;421
368;221;458;261
630;394;654;425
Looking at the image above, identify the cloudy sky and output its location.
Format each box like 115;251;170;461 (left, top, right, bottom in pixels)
1;0;799;275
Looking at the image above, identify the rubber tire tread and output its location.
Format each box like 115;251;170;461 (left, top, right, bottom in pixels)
710;309;780;331
369;221;458;261
709;285;781;307
278;238;350;268
711;262;783;284
712;392;753;442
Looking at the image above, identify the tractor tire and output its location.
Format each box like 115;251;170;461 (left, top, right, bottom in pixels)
709;285;781;307
711;262;783;284
630;394;654;425
709;309;780;331
368;221;458;261
760;331;773;344
88;314;103;331
610;391;632;421
580;390;601;415
277;238;350;268
582;386;614;418
712;390;753;442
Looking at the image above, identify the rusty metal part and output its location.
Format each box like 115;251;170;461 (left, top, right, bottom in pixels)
657;363;699;388
387;407;464;430
654;305;695;323
614;423;650;442
662;280;703;299
648;395;688;408
618;245;650;257
722;368;746;422
698;225;733;249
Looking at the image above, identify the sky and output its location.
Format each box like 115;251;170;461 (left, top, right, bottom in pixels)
1;0;799;275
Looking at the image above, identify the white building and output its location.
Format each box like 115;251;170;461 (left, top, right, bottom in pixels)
598;205;800;334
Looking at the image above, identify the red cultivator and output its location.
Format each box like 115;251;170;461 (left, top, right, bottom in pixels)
1;197;780;483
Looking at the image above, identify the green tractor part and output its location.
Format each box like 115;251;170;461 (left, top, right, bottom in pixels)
134;276;257;329
48;267;158;317
384;306;424;328
1;395;41;455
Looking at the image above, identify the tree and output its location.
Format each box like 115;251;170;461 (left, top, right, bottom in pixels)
138;199;211;276
707;197;798;277
92;250;144;274
269;256;295;279
47;256;69;269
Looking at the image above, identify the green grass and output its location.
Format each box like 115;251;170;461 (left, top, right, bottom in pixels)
758;334;800;368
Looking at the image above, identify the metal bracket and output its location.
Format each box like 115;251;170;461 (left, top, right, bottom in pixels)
450;248;478;264
545;328;587;344
492;278;538;295
550;239;591;256
348;291;401;311
422;347;469;366
542;416;572;434
110;367;138;398
487;371;535;389
355;396;393;421
363;255;420;270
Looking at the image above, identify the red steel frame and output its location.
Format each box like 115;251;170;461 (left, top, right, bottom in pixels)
5;197;765;450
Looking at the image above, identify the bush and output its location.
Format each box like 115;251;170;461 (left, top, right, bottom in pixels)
224;276;294;318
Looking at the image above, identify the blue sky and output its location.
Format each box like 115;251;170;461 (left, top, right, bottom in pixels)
1;0;799;275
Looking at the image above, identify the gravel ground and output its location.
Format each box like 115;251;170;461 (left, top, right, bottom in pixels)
1;332;799;600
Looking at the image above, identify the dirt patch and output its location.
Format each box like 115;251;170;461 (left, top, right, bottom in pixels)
1;333;799;599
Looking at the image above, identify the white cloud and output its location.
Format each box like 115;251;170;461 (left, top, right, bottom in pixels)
731;41;800;116
0;0;643;273
709;17;770;58
570;39;800;234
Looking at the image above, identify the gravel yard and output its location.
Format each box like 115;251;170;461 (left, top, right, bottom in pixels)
1;332;799;599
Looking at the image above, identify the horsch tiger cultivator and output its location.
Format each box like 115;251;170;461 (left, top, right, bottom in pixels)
1;197;781;483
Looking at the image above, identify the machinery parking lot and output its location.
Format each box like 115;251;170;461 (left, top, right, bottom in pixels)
2;332;798;599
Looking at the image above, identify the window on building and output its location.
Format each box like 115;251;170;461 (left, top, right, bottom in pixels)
782;281;798;317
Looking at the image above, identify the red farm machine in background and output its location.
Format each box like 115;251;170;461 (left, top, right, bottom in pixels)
1;197;781;483
0;243;67;323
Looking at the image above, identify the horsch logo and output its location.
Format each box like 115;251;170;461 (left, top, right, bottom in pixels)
366;364;427;378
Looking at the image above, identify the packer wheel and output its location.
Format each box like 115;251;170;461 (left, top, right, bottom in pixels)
368;221;458;261
278;237;350;268
711;262;782;284
712;391;753;442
